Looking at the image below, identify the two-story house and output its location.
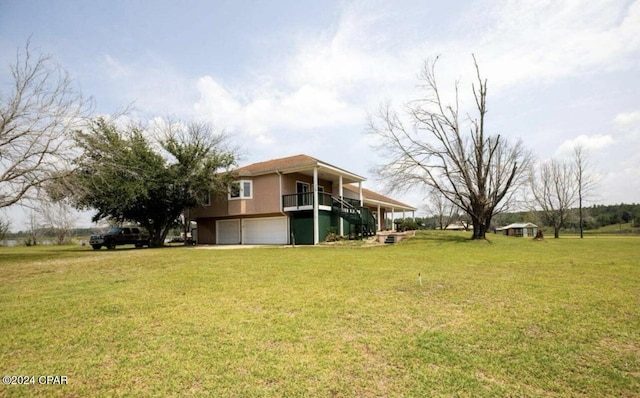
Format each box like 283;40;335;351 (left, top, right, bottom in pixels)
188;154;416;245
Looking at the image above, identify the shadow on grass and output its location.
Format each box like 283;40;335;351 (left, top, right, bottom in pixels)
408;231;494;244
0;244;193;267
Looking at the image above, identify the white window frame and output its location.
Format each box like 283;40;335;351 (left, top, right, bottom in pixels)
229;179;253;200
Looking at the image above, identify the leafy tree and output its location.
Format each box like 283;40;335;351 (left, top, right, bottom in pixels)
63;118;235;246
369;56;531;240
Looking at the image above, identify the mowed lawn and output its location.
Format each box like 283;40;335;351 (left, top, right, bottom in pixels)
1;232;639;397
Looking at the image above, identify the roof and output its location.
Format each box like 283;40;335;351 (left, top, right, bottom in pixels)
343;184;416;211
445;221;468;230
234;154;416;211
236;154;318;174
496;222;538;230
235;154;365;183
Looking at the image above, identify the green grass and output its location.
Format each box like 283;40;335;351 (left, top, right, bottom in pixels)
1;232;639;397
583;222;640;235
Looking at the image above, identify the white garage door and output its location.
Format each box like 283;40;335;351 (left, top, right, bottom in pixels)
243;217;288;245
216;219;241;244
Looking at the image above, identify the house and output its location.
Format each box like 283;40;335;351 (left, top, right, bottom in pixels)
495;222;538;237
188;154;417;245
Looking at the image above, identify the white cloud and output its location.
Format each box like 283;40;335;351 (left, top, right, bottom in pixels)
464;0;640;90
192;76;363;145
555;134;615;157
614;110;640;129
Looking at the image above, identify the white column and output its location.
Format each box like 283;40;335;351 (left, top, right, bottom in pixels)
358;181;363;206
339;175;344;236
377;204;381;231
391;207;395;231
313;167;319;245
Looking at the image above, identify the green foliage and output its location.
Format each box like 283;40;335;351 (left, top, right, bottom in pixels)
393;218;420;231
495;203;640;234
324;226;345;242
0;233;639;396
64;118;235;246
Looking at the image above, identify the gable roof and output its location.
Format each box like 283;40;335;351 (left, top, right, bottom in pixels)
343;184;416;211
236;154;318;174
236;154;365;183
496;222;538;230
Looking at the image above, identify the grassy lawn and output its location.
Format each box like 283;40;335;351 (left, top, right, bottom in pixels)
1;232;638;397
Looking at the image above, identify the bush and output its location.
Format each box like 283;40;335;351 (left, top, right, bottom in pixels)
394;219;419;232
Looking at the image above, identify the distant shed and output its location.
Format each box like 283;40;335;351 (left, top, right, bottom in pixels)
495;223;538;237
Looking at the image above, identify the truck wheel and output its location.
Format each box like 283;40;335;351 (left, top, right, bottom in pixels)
92;244;102;250
106;241;116;250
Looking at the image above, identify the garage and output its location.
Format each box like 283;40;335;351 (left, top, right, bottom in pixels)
243;217;288;245
216;219;241;244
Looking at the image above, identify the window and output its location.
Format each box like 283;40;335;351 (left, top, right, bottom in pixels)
229;180;252;200
202;191;211;206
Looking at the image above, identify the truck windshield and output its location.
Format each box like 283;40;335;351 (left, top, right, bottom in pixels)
107;228;120;234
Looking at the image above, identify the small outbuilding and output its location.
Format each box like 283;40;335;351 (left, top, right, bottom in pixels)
444;221;468;231
495;222;538;237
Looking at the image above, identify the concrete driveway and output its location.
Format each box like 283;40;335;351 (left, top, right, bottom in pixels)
194;244;282;250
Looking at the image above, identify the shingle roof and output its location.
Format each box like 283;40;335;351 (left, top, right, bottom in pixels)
343;184;416;210
235;154;364;181
236;154;319;175
496;222;538;230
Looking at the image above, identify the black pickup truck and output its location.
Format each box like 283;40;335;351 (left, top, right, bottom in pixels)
89;227;150;250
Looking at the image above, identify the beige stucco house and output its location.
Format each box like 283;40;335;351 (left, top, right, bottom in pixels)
188;154;416;245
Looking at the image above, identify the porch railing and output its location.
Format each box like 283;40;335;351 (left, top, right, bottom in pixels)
282;192;333;210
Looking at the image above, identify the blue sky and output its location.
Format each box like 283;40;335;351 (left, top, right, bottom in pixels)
1;0;639;228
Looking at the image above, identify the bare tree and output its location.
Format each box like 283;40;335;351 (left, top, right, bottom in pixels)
0;216;10;244
0;41;88;210
573;145;599;238
426;188;456;229
529;159;577;238
369;56;531;239
39;199;77;245
24;210;43;246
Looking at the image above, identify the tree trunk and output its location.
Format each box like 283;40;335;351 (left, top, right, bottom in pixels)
554;226;560;239
472;223;488;239
579;197;584;239
148;226;165;247
471;216;489;240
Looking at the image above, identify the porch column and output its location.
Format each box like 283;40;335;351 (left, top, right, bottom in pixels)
358;181;363;206
377;204;381;231
391;207;395;231
313;167;319;245
339;175;344;236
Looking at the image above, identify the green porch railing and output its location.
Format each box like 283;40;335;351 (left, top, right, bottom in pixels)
282;193;377;238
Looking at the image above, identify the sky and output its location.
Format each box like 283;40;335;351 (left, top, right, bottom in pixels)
1;0;639;229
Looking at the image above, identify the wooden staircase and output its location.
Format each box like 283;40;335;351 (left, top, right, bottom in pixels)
331;196;376;239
